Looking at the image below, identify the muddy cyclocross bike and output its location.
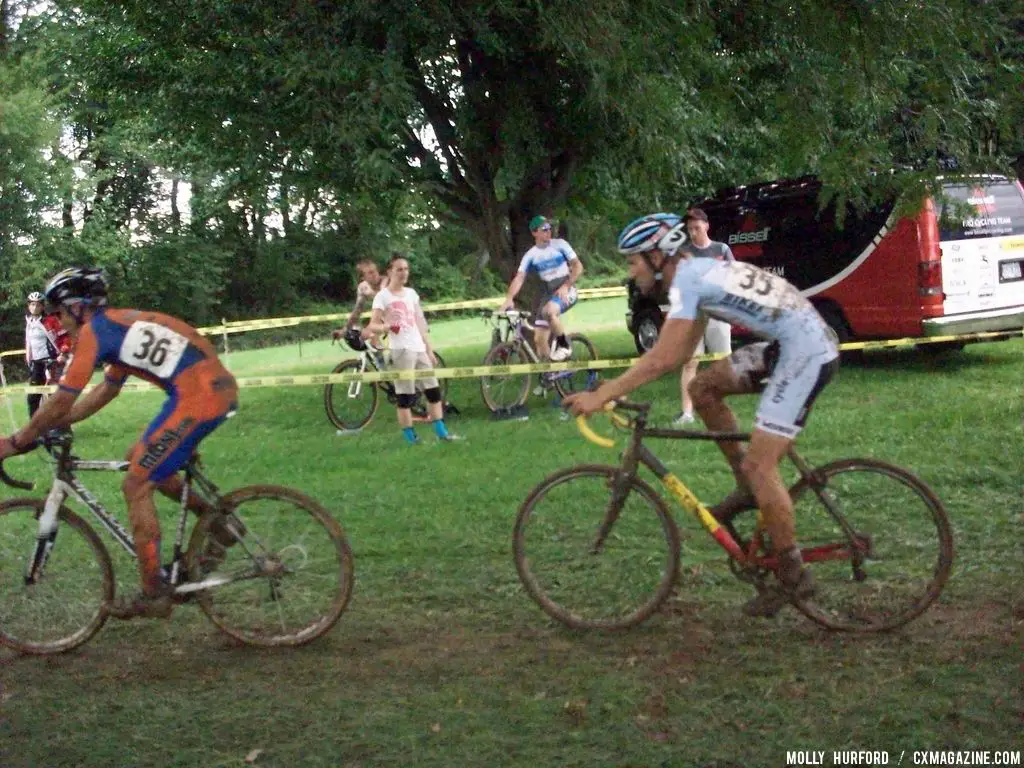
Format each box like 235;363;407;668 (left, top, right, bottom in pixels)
513;400;953;632
324;334;449;432
479;309;599;413
0;429;354;655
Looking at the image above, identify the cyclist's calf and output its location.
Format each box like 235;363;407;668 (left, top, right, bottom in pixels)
740;434;797;551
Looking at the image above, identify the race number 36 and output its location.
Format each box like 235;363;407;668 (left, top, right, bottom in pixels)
119;321;188;378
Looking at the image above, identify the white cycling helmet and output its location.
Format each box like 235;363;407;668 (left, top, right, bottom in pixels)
616;213;688;257
27;292;44;303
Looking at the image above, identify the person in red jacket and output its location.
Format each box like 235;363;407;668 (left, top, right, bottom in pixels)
24;291;71;417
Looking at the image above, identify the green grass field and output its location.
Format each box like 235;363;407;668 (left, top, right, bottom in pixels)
1;298;1020;768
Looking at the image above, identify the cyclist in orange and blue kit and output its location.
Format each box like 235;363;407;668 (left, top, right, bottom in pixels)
0;267;240;619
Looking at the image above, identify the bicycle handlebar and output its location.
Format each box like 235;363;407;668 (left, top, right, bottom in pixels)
481;309;532;320
0;438;42;490
574;400;641;448
0;462;34;491
0;429;74;490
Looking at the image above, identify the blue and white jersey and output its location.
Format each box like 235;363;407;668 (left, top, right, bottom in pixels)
667;257;838;355
518;239;578;293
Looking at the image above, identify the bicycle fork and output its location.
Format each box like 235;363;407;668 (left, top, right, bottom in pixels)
347;356;369;399
25;482;67;586
590;470;633;554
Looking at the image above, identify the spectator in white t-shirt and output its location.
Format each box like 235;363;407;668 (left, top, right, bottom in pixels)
674;208;734;425
364;255;457;444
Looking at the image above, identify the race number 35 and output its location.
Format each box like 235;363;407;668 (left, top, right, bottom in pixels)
119;321;189;378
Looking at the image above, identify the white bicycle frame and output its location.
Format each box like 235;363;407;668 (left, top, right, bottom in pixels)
26;451;232;595
344;348;379;401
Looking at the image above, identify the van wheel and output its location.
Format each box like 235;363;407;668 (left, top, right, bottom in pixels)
632;308;664;354
816;305;862;362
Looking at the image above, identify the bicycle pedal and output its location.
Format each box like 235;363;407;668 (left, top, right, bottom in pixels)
853;531;875;558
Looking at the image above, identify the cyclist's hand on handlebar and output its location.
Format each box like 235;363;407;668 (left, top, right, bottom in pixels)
562;390;611;417
0;435;28;461
498;298;514;313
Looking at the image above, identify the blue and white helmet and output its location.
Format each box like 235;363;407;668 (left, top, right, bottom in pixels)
616;213;688;257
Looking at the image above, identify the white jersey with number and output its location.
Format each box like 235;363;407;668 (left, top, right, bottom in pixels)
666;257;838;356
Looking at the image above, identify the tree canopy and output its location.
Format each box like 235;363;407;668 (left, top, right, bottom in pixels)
0;0;1020;347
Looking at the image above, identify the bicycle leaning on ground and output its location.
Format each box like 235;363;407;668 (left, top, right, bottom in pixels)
513;400;953;632
324;331;449;431
0;429;354;655
479;309;599;413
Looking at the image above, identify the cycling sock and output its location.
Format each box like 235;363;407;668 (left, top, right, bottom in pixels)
138;537;164;593
402;426;419;444
432;419;449;439
776;545;804;585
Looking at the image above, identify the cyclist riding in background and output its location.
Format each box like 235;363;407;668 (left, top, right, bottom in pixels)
0;267;240;620
499;215;583;362
24;290;71;418
564;212;840;618
332;258;390;354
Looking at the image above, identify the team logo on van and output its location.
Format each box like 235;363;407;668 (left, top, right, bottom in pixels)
969;187;996;214
728;227;771;245
726;217;771;259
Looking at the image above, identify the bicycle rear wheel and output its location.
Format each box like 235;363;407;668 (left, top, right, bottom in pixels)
186;485;354;647
0;499;113;654
788;458;953;632
553;334;599;398
480;342;531;413
324;359;379;431
513;465;681;630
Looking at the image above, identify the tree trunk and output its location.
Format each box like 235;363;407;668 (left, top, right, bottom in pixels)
280;180;291;237
0;0;8;57
170;177;180;234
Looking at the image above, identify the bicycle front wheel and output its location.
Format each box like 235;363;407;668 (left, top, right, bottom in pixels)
788;458;953;632
186;486;354;647
324;359;379;431
0;499;114;654
480;342;531;413
553;333;599;398
513;465;681;630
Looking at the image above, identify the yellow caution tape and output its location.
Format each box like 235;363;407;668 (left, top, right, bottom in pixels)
0;329;1019;396
0;287;629;351
194;286;628;335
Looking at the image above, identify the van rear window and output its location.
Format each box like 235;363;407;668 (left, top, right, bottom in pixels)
938;180;1024;240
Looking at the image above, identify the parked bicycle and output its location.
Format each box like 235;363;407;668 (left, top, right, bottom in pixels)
324;329;449;432
513;401;953;633
0;430;354;655
479;310;598;413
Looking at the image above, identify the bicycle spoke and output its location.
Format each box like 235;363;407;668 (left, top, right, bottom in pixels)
0;500;113;654
514;465;680;630
187;486;353;647
789;459;952;632
324;359;378;431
